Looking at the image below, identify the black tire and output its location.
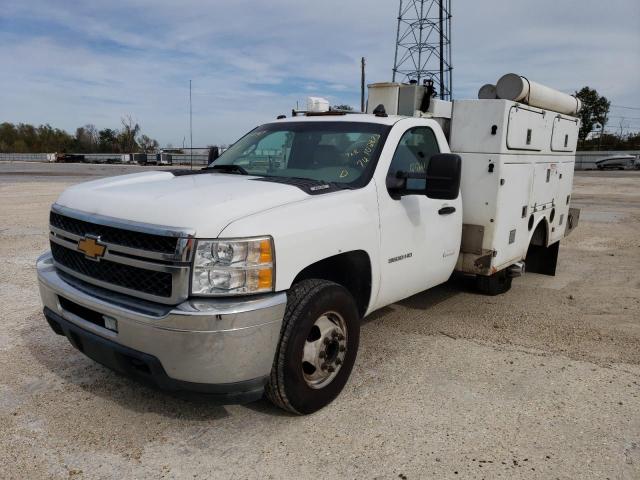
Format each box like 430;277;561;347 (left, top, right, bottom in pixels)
476;270;512;296
266;279;360;415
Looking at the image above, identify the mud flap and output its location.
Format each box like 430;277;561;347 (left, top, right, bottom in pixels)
525;241;559;276
564;207;580;237
476;269;512;296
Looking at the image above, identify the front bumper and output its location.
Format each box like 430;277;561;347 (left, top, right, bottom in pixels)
37;252;286;402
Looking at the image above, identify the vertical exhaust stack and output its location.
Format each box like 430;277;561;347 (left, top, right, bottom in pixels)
495;73;582;115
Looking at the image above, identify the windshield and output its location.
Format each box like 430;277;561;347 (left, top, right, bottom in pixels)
209;121;390;187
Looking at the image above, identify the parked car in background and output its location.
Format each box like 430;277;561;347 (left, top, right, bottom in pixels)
595;155;636;170
51;153;85;163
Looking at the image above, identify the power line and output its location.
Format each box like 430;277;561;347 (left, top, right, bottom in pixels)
608;115;640;121
611;104;640;111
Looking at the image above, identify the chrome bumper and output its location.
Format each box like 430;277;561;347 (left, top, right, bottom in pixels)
37;252;286;395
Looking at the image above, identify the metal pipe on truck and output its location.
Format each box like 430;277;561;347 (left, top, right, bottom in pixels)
478;84;498;99
496;73;582;115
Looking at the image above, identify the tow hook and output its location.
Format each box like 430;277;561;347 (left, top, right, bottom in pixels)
507;261;526;278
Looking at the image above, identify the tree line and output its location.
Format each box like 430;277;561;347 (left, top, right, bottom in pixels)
0;116;160;154
1;93;637;153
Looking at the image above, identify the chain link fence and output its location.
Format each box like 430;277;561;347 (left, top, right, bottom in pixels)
0;153;49;162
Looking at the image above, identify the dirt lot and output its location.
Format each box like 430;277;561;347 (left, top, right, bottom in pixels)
1;162;639;479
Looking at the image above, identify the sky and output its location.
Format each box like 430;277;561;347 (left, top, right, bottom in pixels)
1;0;639;146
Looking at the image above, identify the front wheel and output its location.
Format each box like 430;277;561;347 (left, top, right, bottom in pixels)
266;279;360;415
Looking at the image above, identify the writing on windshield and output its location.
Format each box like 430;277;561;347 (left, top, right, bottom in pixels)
212;121;390;187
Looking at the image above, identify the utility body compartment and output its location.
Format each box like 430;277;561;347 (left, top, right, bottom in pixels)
449;99;579;276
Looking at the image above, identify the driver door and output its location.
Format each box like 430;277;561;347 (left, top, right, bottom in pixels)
376;125;462;306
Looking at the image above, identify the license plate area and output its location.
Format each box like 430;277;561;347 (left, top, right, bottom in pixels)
58;296;118;332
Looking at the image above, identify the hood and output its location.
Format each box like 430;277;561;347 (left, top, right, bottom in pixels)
56;171;311;237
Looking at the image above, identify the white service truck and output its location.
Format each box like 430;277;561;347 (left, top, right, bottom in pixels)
37;74;580;414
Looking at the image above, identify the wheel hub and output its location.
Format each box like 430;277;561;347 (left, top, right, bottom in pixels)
302;312;347;389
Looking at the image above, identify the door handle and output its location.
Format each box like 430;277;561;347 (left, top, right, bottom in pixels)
438;206;456;215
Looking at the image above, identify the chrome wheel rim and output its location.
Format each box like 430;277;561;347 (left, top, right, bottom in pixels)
302;311;347;389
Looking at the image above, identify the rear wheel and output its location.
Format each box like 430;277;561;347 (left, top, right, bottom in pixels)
266;279;360;414
476;270;512;296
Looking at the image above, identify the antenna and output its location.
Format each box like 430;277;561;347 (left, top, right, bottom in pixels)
360;57;366;112
189;79;193;170
392;0;453;100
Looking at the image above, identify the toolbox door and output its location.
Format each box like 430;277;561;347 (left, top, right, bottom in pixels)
506;106;547;151
550;115;579;152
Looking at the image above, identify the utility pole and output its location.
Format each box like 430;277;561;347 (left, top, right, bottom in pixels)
598;122;604;150
360;57;366;112
189;80;193;170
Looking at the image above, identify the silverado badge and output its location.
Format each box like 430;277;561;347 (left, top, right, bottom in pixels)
77;236;106;260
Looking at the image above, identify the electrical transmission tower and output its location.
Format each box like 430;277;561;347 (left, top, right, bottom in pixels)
392;0;452;100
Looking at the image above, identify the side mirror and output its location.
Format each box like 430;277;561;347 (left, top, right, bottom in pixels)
386;172;427;199
385;174;406;191
425;153;461;200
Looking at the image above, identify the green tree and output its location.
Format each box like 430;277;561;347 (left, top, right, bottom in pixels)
118;115;140;153
575;87;610;143
98;128;119;152
74;125;98;152
0;120;159;153
138;134;159;153
16;123;38;152
40;124;74;152
0;122;18;152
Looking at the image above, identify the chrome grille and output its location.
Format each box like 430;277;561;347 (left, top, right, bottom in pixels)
51;243;173;297
50;211;178;254
48;205;194;304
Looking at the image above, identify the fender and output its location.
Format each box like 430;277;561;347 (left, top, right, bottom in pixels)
528;215;550;248
219;184;382;314
526;216;559;275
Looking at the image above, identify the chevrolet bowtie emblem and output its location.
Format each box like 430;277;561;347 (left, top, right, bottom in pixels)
77;236;106;260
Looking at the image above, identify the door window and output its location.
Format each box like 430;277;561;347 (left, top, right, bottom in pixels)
387;127;440;190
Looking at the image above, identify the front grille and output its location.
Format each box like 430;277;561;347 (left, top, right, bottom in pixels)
51;243;172;298
50;212;178;254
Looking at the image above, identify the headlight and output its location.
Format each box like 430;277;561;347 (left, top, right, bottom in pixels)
191;237;274;296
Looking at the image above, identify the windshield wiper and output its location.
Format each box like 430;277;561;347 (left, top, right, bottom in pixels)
327;181;356;190
207;164;249;175
263;176;355;191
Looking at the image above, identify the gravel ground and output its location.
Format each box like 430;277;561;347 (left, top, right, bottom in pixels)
1;162;639;479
